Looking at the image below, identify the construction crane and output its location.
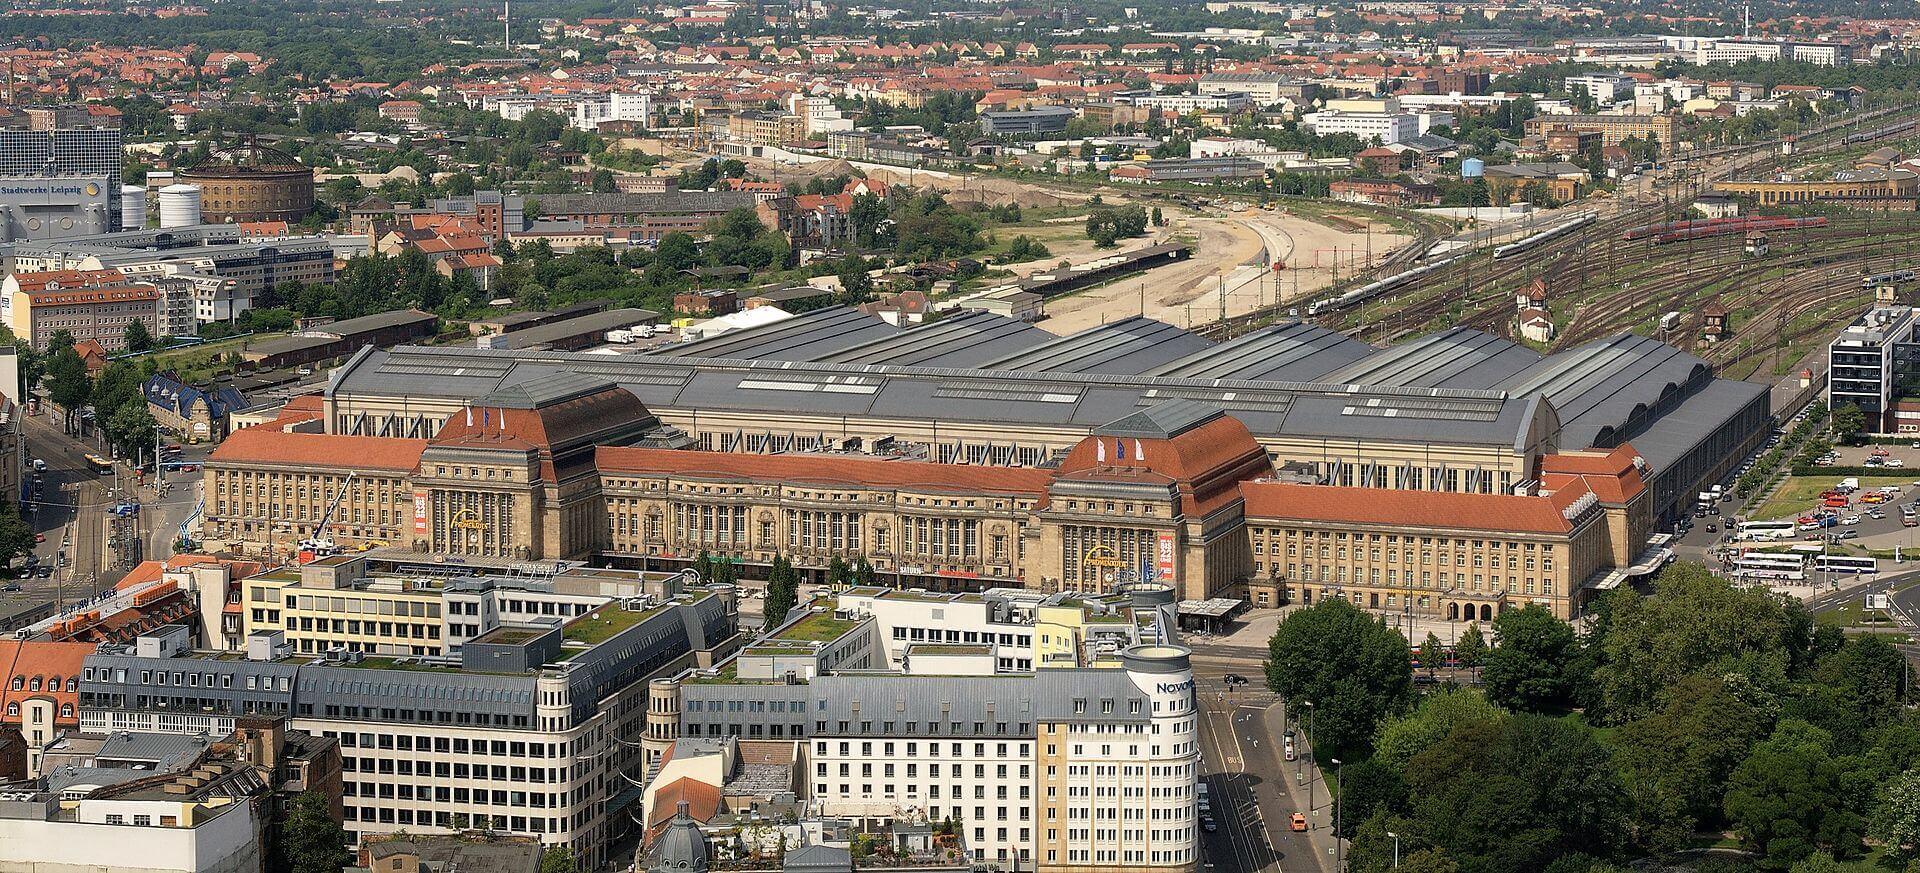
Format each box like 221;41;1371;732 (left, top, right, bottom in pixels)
297;472;356;559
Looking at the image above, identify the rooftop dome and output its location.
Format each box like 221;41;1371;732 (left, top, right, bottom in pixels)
643;801;709;873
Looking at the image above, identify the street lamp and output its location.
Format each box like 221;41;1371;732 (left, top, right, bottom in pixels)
1332;757;1344;872
1298;700;1313;782
1386;831;1400;868
1301;700;1315;820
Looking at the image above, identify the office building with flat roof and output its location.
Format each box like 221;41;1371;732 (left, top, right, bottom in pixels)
78;556;743;868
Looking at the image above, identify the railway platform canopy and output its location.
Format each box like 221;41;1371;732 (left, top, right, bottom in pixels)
324;304;1768;527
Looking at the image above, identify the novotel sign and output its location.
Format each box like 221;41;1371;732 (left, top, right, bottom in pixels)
1156;679;1195;695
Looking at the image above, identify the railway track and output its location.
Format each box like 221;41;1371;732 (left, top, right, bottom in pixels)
1197;105;1920;345
1557;219;1919;347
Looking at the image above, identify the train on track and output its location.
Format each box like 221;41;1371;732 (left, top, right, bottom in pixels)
1620;215;1828;243
1862;269;1917;289
1844;117;1919;145
1304;249;1477;317
1492;212;1599;260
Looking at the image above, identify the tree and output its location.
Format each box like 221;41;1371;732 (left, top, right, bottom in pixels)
538;847;579;873
1794;633;1911;741
1594;563;1809;723
45;345;90;431
836;264;874;305
1455;623;1488;680
278;791;350;873
1420;632;1443;679
1404;713;1625;873
1482;605;1581;713
1831;403;1866;445
764;555;799;630
1337;758;1407;837
1373;688;1504;771
106;403;158;462
124;319;156;353
1872;767;1920;859
1612;673;1772;852
1264;599;1412;759
849;192;888;248
1724;720;1866;868
0;500;33;574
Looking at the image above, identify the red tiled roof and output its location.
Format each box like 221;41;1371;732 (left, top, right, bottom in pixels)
596;447;1054;496
212;427;427;472
1539;445;1648;505
1057;415;1274;515
0;640;93;730
9;268;127;292
1240;481;1578;534
645;776;724;845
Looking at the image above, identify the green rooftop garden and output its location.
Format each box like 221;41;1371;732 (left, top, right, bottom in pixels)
777;610;862;643
563;602;662;645
911;644;992;655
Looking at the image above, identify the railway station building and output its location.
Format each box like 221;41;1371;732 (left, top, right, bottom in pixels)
203;308;1768;621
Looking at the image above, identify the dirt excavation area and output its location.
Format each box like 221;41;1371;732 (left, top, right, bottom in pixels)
1036;207;1411;335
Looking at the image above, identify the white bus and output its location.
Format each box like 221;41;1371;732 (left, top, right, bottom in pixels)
1813;555;1878;576
1731;553;1806;581
1738;521;1797;541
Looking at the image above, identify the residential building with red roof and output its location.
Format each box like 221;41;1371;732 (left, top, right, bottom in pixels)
0;639;92;777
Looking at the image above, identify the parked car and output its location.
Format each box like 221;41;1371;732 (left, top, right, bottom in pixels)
1290;814;1308;832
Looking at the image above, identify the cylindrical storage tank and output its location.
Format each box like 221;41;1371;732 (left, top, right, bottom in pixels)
120;185;147;229
1461;157;1484;178
157;183;202;228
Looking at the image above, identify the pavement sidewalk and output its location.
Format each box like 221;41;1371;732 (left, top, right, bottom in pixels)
1262;699;1343;871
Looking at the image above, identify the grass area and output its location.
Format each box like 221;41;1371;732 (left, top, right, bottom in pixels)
777;609;862;642
1746;475;1915;521
684;662;740;684
744;645;815;656
151;333;285;383
1817;601;1896;628
561;602;661;645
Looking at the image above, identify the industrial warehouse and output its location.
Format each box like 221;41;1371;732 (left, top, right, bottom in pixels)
201;306;1767;621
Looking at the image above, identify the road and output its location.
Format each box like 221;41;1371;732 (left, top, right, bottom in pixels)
3;409;206;612
1189;644;1336;873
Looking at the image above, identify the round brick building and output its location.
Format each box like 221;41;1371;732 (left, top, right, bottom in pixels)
177;142;314;224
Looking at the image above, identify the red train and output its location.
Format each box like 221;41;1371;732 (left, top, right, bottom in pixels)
1620;215;1828;243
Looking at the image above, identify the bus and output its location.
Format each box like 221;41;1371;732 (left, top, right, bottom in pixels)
1738;521;1797;541
1732;554;1806;581
1813;555;1878;576
83;454;112;476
